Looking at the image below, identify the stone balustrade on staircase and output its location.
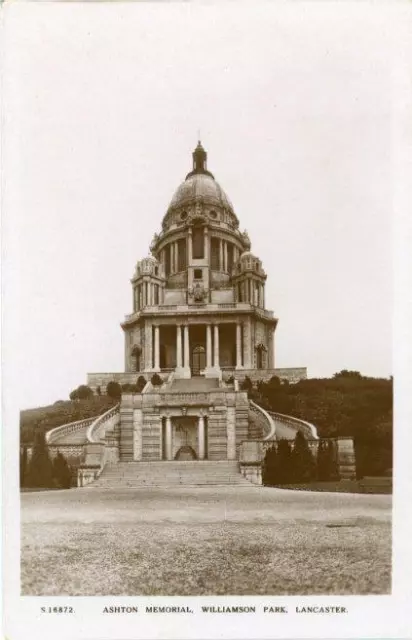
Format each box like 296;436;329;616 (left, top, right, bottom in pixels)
46;416;96;445
86;404;120;443
241;402;318;485
268;411;318;440
249;400;276;440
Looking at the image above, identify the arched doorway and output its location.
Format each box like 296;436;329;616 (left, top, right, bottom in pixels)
175;445;197;461
191;344;206;376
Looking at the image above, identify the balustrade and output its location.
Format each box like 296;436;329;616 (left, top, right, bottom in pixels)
86;404;121;443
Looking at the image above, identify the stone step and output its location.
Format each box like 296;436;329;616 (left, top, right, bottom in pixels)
89;460;250;487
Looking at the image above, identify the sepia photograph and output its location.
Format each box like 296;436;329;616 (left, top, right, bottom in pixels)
3;1;411;639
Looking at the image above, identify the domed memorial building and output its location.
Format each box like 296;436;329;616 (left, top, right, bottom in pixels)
47;143;356;486
123;141;278;381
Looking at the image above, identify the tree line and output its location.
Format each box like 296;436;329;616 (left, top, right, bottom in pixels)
243;370;392;478
263;432;339;486
20;430;72;489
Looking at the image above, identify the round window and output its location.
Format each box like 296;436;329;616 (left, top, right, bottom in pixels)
180;211;188;221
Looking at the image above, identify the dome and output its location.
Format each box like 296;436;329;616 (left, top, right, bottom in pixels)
240;250;254;260
168;173;234;212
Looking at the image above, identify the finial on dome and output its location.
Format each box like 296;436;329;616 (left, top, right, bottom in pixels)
192;140;207;173
185;140;214;180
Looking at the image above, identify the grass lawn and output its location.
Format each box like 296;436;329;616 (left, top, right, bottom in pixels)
21;485;391;596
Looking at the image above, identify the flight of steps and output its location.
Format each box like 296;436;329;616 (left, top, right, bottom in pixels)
168;378;220;392
87;460;251;488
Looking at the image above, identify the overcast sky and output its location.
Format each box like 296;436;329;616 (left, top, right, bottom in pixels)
3;2;397;409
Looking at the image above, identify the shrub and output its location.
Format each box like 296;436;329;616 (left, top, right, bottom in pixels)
240;376;253;392
77;385;93;400
275;439;294;484
136;376;147;392
27;429;54;488
151;373;163;387
96;386;101;396
52;452;72;489
69;388;79;401
292;431;315;483
136;376;147;393
106;381;122;400
20;446;28;487
263;445;278;486
121;383;139;393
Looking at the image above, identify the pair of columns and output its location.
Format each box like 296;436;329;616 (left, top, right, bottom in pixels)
152;322;243;371
137;281;160;309
164;415;206;460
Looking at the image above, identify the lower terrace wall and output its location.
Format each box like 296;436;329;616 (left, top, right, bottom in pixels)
88;367;307;393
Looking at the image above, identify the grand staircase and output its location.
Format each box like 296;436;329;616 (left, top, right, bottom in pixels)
86;460;251;488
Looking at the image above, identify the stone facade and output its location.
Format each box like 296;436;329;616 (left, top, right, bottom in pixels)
87;143;308;464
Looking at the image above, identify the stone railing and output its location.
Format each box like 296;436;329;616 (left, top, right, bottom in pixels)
47;444;85;461
46;417;95;444
221;368;307;384
249;400;276;440
269;411;318;440
86;404;120;443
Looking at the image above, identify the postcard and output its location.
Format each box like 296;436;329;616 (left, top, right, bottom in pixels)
2;1;412;639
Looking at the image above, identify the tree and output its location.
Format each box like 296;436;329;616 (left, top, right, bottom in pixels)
96;385;101;396
333;370;363;380
263;445;278;486
275;439;294;484
20;446;28;487
52;452;72;489
77;385;93;400
151;373;163;387
317;440;337;481
240;376;253;392
69;388;79;401
292;431;315;483
27;429;54;488
136;376;147;392
106;381;122;400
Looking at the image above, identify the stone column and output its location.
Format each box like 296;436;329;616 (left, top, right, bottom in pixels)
176;324;182;368
236;322;243;369
219;239;223;271
226;406;236;460
174;241;179;273
224;241;228;272
184;324;190;369
204;226;209;262
198;415;205;460
188;228;193;262
133;409;143;461
336;438;356;480
170;244;174;274
154;325;160;370
206;324;212;368
144;321;153;370
165;416;173;461
213;324;220;368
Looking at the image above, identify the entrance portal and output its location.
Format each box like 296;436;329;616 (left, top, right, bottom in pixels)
191;344;206;376
174;445;197;461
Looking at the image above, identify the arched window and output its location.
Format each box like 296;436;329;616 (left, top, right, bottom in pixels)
256;344;267;369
